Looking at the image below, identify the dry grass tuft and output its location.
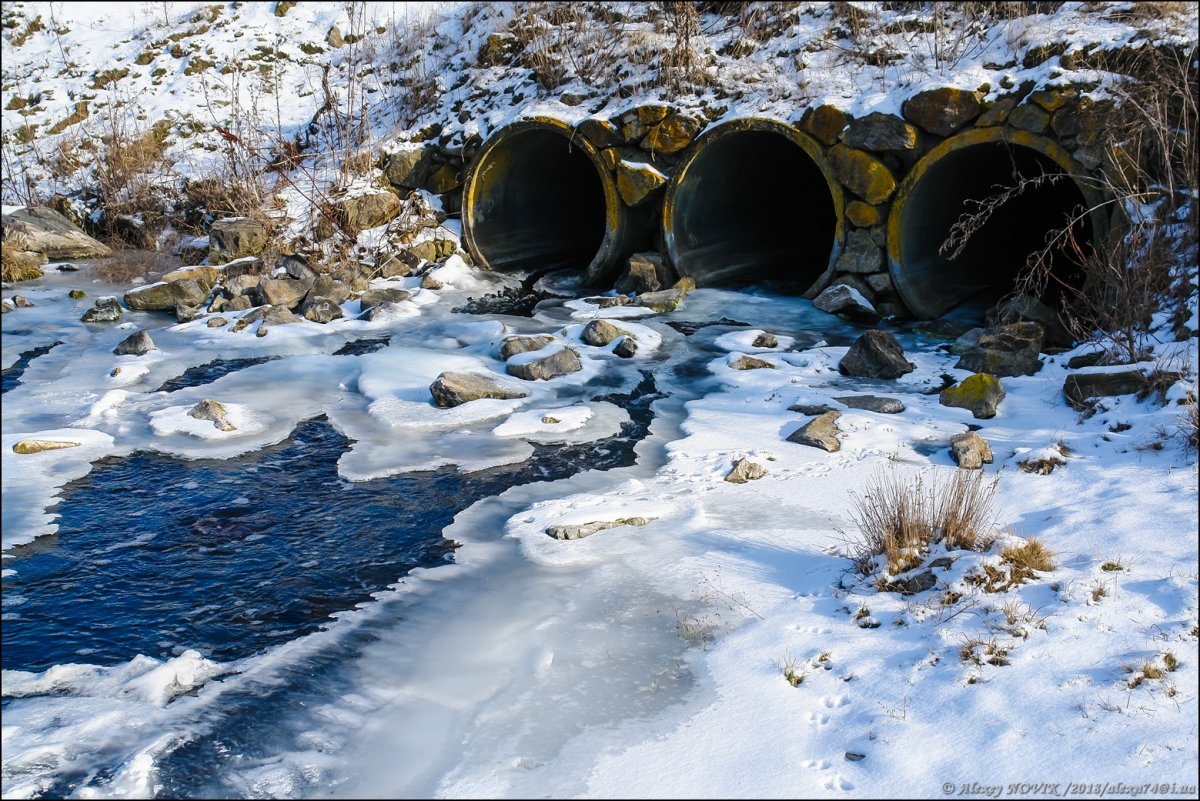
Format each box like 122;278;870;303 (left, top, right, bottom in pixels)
845;469;999;575
960;635;1010;667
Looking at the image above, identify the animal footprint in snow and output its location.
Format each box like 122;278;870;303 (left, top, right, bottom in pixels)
824;775;855;791
808;711;830;725
801;759;832;770
822;694;850;708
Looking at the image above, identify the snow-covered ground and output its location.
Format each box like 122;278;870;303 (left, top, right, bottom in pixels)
2;257;1197;798
2;1;1198;799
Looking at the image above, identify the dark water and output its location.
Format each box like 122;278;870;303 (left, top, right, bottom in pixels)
332;336;391;356
1;340;62;394
1;369;661;799
152;357;279;393
1;373;661;676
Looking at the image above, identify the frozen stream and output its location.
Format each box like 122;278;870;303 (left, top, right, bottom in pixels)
1;261;872;798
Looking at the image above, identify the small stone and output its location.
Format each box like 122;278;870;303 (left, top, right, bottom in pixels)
57;263;80;272
188;399;236;432
113;330;156;356
546;517;654;541
174;303;199;323
940;373;1006;419
789;403;837;416
301;297;344;323
787;411;842;452
207;316;228;328
585;295;630;309
891;570;937;595
752;332;778;349
615;251;675;294
12;438;81;454
68;289;86;299
730;354;774;370
110;367;121;377
81;300;122;323
12;294;33;307
613;337;638;358
359;287;413;312
724;457;768;484
950;431;994;469
541;416;560;425
421;274;443;290
814;284;880;323
430;371;529;407
844;752;866;762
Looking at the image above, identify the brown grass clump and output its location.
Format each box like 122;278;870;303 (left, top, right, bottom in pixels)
93;249;178;284
846;469;999;575
966;537;1057;593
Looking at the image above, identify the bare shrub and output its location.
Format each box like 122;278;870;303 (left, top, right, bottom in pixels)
1015;43;1198;364
93;249;178;284
845;469;999;575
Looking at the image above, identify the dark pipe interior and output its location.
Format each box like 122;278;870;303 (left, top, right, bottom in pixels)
469;129;607;272
897;142;1093;318
670;130;836;289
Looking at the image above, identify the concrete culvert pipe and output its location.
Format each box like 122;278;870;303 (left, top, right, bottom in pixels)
462;117;651;285
887;129;1105;320
664;118;843;290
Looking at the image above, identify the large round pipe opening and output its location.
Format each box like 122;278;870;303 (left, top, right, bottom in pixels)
462;119;621;280
664;119;841;291
888;131;1102;320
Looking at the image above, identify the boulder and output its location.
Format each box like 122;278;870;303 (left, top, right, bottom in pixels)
359;287;413;311
834;395;904;414
976;97;1016;127
161;264;220;292
787;411;843;452
802;104;849;145
500;335;555;360
814;283;880;323
828;145;896;204
839;112;918;151
81;296;122;323
581;319;629;347
642;112;703;153
255;305;301;337
222;273;263;298
384;144;438;190
279;254;318;283
724;457;767;484
301;297;344;323
257;277;313;310
636;287;688;312
307;276;351;304
1;206;112;260
1062;371;1149;407
950;431;994;469
845;200;883;228
987;293;1072;348
125;278;209;311
576;117;622;149
615;251;675;294
12;294;34;308
832;228;885;275
546;517;653;541
1007;103;1050;133
217;256;265;280
430;371;529;408
209;218;268;265
955;322;1044;377
230;307;265;333
174;303;199;323
506;347;583;381
0;299;13;314
730;354;774;370
113;330;156;356
940;373;1006;419
616;160;667;207
331;189;402;235
188;399;236;431
376;251;418;278
902;87;982;136
839;330;914;378
225;295;254;312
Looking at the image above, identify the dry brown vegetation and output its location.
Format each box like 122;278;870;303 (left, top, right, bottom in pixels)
845;468;999;575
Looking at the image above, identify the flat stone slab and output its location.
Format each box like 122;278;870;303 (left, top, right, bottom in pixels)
833;395;904;414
